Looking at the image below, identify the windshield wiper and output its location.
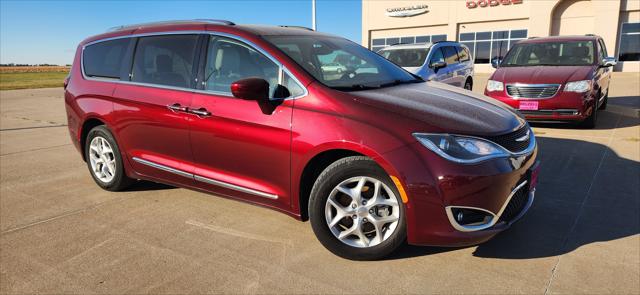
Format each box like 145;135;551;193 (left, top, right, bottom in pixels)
378;79;423;88
333;84;381;91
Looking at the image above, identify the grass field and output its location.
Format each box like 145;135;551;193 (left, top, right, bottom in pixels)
0;66;70;90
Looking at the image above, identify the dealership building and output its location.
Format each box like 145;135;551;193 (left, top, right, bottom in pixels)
362;0;640;72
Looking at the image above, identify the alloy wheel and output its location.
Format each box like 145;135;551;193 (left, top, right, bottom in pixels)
88;136;116;183
325;176;400;248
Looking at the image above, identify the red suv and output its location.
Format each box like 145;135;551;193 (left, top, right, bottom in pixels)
65;20;539;260
484;35;616;128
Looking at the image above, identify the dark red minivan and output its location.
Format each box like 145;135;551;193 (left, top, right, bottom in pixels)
65;20;539;260
484;35;616;128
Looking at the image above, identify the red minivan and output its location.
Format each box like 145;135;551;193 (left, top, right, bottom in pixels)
65;20;539;260
484;35;616;128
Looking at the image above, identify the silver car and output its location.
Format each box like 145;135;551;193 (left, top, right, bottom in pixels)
378;41;475;90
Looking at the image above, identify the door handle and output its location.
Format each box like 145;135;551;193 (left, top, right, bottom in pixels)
167;103;188;113
189;107;211;117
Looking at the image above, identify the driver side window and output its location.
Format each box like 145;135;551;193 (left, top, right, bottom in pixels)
204;37;279;97
429;47;445;67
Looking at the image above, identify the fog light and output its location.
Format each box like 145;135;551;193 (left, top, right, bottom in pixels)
450;208;492;226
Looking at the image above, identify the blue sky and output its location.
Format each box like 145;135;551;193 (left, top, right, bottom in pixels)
0;0;361;65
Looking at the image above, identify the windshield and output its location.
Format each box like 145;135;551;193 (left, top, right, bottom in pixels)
264;35;422;91
501;41;595;67
379;48;429;67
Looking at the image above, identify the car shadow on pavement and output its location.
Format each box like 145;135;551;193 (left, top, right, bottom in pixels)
127;180;177;191
388;135;639;260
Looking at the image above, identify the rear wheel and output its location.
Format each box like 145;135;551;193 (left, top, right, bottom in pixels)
85;125;135;191
309;156;406;260
464;78;473;91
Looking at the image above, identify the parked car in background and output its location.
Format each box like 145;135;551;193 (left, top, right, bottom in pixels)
66;20;538;260
320;62;347;73
484;35;616;128
378;41;474;90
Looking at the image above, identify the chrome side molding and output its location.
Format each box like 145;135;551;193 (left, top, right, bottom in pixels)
131;157;278;200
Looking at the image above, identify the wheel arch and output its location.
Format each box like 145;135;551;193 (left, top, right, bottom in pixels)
79;117;107;161
296;144;403;221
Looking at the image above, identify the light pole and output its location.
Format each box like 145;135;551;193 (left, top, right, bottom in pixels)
312;0;317;30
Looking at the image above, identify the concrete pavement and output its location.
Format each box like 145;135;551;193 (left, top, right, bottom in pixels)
1;74;638;294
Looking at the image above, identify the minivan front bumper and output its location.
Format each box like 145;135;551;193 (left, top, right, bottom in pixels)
381;140;539;247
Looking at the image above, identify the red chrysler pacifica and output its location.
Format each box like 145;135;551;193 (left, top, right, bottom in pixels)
65;20;539;260
484;35;616;128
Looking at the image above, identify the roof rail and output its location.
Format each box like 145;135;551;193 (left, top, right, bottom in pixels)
432;40;455;44
279;25;314;31
527;36;538;39
107;19;234;32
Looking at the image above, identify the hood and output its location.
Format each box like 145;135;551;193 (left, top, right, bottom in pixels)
349;82;525;136
492;65;595;84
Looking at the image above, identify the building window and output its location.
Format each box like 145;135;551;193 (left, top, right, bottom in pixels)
459;29;527;64
370;34;447;52
618;22;640;61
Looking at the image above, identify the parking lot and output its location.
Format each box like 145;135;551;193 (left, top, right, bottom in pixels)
0;73;638;294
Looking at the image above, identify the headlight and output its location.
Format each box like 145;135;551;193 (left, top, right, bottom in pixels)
486;80;504;92
564;80;591;93
413;133;509;164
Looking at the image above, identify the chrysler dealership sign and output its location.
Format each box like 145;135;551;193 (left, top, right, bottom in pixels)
385;4;429;17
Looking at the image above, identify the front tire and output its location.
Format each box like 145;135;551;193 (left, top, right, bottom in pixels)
580;103;598;129
599;92;608;110
85;125;135;191
309;156;406;260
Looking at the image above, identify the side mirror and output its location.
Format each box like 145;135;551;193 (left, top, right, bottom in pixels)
601;57;617;67
230;78;270;101
491;58;502;69
431;61;446;72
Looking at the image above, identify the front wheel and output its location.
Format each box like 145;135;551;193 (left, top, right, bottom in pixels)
309;156;406;260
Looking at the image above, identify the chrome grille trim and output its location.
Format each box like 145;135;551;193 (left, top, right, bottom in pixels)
506;83;560;99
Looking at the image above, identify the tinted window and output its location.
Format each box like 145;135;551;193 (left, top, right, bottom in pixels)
443;46;458;64
475;41;491;63
510;30;527;39
491;40;509;61
431;35;447;42
372;39;385;46
379;48;429;67
83;39;129;79
618;23;639;61
283;73;305;97
502;41;595;66
266;35;421;91
429;48;445;66
131;35;199;88
415;36;430;43
400;36;415;44
457;46;470;62
204;36;279;96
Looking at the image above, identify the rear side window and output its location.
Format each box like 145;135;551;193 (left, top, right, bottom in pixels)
456;46;470;62
443;46;458;64
83;39;130;79
131;34;199;88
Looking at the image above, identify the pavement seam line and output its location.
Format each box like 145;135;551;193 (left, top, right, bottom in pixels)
0;195;134;235
542;115;622;295
0;143;72;156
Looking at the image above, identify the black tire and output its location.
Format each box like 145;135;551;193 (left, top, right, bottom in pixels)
599;92;608;110
464;78;473;91
580;103;598;129
309;156;407;260
84;125;135;191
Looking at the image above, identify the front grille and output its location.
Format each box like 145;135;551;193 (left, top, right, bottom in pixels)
499;183;530;223
483;126;531;153
506;84;560;98
519;109;579;116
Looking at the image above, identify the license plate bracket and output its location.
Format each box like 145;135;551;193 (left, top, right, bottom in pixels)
519;101;539;111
